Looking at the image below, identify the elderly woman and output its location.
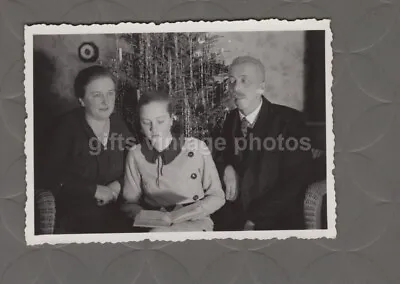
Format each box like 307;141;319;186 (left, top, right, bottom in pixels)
121;91;226;232
40;65;135;234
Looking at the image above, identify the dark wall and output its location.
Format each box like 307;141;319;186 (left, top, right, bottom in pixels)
304;30;326;123
303;31;327;184
303;30;326;152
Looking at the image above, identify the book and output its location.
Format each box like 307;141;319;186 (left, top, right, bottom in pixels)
133;210;172;228
133;203;203;228
169;202;202;223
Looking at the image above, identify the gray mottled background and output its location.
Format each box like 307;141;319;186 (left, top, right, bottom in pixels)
1;0;400;283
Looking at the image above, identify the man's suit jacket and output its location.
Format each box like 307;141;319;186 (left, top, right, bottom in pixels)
214;96;313;230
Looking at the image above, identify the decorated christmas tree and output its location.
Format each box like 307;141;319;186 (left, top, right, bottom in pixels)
102;32;231;143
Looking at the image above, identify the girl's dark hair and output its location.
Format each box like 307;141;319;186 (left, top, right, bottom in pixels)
137;90;174;115
73;65;115;99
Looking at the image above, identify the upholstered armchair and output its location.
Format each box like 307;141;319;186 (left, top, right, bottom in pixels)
35;189;57;234
304;180;327;229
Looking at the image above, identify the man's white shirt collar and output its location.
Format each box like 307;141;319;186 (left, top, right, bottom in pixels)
239;98;263;126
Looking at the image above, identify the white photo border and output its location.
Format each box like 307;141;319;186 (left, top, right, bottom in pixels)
24;19;335;245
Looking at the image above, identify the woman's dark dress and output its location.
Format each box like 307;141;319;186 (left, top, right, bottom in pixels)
39;107;136;234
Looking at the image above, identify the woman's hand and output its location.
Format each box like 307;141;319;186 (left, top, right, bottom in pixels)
224;165;238;201
106;181;121;200
95;185;115;206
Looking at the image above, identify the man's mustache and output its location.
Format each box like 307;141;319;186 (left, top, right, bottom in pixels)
233;92;246;99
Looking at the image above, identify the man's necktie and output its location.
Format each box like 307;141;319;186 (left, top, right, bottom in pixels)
241;117;250;138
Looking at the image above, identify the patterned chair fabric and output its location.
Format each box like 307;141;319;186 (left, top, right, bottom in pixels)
304;180;327;229
35;189;56;234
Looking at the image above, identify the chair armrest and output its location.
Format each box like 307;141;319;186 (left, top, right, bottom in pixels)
35;189;56;234
304;180;327;229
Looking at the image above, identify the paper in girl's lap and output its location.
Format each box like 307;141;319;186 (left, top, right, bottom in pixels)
133;203;204;228
133;210;172;228
169;202;204;223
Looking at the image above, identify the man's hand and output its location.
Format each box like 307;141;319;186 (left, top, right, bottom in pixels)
94;185;115;206
223;165;238;201
244;220;255;231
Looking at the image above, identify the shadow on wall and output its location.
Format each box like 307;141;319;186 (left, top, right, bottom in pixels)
303;30;326;151
33;49;77;187
303;30;327;184
304;30;326;126
33;49;55;187
33;48;79;128
33;49;56;153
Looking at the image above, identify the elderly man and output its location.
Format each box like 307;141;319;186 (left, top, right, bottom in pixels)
213;56;313;231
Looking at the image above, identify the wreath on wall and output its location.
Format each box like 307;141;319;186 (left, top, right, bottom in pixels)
78;42;99;63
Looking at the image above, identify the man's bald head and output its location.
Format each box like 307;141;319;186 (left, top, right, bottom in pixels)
229;56;266;83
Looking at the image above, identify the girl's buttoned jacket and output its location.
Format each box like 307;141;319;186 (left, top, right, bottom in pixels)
123;137;226;217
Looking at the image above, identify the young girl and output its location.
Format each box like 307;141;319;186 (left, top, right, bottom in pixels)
121;91;225;232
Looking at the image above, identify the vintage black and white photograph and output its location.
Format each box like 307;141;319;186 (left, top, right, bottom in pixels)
24;20;335;245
